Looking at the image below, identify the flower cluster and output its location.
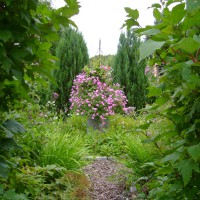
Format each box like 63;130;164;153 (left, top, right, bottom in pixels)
69;66;127;121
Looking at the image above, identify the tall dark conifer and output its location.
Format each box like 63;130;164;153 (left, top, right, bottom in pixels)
53;27;89;113
113;30;148;110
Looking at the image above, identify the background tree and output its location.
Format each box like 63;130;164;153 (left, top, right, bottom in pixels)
112;30;148;110
52;27;89;113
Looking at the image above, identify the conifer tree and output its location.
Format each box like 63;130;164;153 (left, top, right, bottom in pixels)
53;27;89;113
113;30;148;110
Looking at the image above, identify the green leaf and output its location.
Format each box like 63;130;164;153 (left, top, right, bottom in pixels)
177;159;196;186
148;86;162;97
188;144;200;161
166;0;182;7
2;58;13;74
174;37;200;53
143;134;162;144
136;123;151;131
122;18;140;29
32;67;57;86
156;166;173;175
151;3;161;8
11;48;29;59
0;125;13;138
155;96;168;106
45;32;59;41
57;2;80;18
182;66;191;81
141;28;160;36
11;69;23;81
0;157;10;179
171;3;186;24
40;42;52;50
162;151;182;162
2;120;26;134
0;30;13;42
124;7;139;20
153;8;162;21
139;40;165;61
0;46;7;57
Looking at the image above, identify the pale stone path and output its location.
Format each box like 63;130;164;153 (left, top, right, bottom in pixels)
83;158;135;200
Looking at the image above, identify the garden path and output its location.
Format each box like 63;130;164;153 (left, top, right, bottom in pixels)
83;158;135;200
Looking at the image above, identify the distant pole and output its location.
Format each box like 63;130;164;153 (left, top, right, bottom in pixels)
98;39;102;66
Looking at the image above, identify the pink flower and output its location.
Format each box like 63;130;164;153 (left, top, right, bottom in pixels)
69;65;128;119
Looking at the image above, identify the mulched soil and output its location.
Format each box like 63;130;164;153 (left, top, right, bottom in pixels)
83;158;133;200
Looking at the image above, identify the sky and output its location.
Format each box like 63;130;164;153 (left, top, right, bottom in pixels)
52;0;160;57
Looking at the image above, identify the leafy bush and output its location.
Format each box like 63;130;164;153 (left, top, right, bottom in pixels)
70;65;127;121
124;0;200;199
14;165;90;200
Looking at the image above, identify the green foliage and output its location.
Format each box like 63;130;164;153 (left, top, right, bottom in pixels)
85;114;138;157
124;0;200;198
0;119;26;179
39;132;88;170
0;184;28;200
0;0;79;111
112;31;148;110
14;165;90;199
52;27;89;113
85;129;126;157
124;135;158;176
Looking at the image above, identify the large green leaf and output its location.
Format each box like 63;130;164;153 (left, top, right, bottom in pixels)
182;66;191;81
2;58;13;74
171;3;186;24
140;28;160;36
188;143;200;161
0;30;13;42
0;160;10;179
177;159;199;186
153;8;162;21
122;18;139;29
2;120;26;134
151;3;161;8
124;7;139;20
162;151;182;163
173;37;200;53
0;125;13;138
148;86;162;97
32;67;58;86
139;40;165;61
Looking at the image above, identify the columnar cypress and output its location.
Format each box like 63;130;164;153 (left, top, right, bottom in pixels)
113;30;148;110
53;27;89;113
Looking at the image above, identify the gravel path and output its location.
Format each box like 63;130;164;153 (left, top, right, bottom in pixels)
83;158;132;200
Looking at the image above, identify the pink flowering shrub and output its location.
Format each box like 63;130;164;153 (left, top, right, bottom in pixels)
69;66;127;121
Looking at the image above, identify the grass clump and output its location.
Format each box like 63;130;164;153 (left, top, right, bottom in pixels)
39;132;88;170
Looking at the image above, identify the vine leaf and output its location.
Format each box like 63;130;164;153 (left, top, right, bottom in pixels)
124;7;139;20
173;37;200;53
177;159;199;186
188;143;200;161
139;40;165;61
0;30;13;42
